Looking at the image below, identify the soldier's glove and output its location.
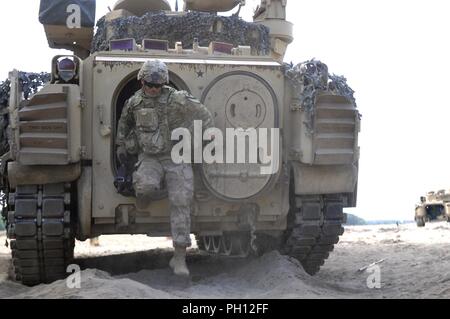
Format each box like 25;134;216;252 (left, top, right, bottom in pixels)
114;147;135;197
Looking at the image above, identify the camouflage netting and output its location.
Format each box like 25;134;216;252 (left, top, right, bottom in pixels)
284;59;357;134
0;72;50;155
284;59;357;112
92;11;270;54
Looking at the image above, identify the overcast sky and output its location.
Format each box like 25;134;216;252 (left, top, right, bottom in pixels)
1;0;449;221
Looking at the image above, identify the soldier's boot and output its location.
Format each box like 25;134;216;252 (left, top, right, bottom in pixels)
169;246;190;277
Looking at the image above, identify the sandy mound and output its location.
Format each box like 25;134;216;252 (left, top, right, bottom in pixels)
1;222;449;299
121;251;358;299
9;269;173;299
2;249;355;299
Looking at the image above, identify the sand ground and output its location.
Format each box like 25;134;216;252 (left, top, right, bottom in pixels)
0;222;449;299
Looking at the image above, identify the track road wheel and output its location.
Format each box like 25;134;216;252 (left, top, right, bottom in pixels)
283;195;345;275
7;184;75;286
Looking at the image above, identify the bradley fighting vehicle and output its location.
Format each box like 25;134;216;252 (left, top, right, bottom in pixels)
415;190;450;227
1;0;360;285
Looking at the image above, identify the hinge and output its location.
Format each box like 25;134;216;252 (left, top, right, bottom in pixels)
80;98;87;109
80;146;87;159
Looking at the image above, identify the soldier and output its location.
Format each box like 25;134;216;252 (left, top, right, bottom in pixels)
116;60;214;276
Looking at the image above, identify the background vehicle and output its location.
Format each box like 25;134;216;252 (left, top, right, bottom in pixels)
415;190;450;227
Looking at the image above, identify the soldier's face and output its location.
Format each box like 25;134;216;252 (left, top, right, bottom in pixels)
142;80;162;97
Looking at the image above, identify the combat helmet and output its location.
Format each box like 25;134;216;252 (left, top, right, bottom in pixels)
137;60;169;84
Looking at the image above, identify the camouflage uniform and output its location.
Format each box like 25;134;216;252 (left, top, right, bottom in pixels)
116;85;213;248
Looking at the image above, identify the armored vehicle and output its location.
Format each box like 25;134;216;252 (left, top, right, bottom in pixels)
1;0;360;285
415;190;450;227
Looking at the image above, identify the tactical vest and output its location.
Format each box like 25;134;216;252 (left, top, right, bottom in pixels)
129;88;173;156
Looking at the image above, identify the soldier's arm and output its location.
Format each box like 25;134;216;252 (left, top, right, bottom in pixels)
168;91;214;132
189;96;214;131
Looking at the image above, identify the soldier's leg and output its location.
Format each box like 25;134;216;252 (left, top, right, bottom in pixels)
162;160;194;248
162;160;194;276
132;156;164;210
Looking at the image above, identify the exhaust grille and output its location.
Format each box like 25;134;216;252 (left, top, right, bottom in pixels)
313;95;359;165
18;91;69;165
